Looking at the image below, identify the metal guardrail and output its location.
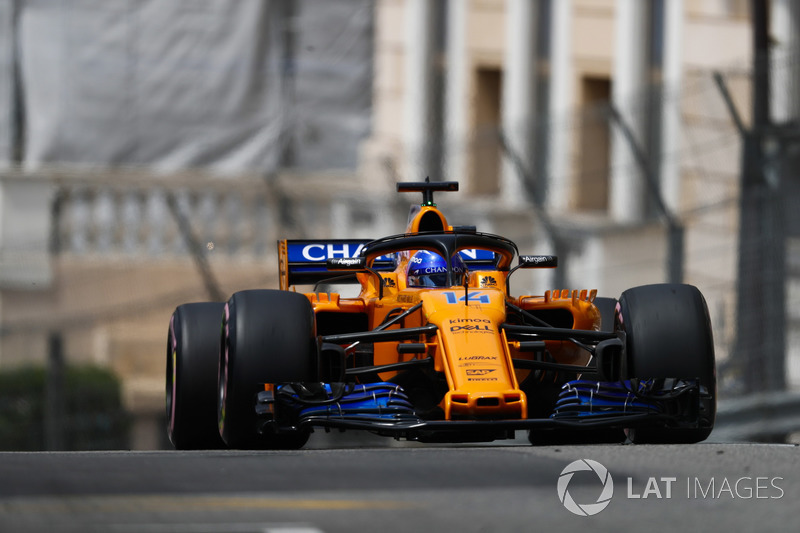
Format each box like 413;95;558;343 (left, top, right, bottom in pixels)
712;392;800;442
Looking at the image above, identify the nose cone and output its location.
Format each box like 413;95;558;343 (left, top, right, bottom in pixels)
421;289;527;419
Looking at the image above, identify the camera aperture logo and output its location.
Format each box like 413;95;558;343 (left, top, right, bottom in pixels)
557;459;614;516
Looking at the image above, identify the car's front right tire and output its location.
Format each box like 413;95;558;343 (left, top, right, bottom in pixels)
618;283;716;444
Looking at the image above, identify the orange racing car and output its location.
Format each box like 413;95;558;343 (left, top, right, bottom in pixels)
166;180;716;449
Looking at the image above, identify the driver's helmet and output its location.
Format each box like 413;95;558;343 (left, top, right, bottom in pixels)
406;250;466;288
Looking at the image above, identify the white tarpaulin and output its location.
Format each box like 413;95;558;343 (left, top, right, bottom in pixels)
12;0;372;172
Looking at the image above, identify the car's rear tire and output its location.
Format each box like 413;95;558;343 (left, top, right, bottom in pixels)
617;284;716;444
218;290;317;449
166;302;226;450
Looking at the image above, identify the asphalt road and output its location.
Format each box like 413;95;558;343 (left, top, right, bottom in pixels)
0;434;797;533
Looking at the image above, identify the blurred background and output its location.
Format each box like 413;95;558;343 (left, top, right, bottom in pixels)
0;0;798;449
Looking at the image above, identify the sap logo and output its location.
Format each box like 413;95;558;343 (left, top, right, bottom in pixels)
448;318;490;324
466;369;495;376
450;325;493;333
302;243;365;261
443;291;491;304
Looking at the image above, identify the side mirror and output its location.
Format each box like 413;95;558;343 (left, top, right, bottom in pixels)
506;255;558;295
517;255;558;268
326;257;385;298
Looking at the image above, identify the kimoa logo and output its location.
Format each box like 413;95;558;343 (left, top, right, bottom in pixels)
557;459;614;517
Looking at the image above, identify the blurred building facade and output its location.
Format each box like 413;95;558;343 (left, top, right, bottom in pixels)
1;0;800;447
358;0;800;407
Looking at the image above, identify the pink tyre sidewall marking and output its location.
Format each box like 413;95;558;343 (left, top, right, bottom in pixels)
220;303;231;427
168;314;178;433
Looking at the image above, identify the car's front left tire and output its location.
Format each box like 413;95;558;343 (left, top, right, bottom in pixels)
218;290;317;449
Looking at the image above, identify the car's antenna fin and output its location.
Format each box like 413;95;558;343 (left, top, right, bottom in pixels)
397;177;459;207
422;176;434;206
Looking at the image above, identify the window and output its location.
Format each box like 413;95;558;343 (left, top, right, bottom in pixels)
471;68;503;195
576;76;611;211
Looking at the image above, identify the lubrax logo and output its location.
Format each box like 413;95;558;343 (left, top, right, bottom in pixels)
458;356;495;361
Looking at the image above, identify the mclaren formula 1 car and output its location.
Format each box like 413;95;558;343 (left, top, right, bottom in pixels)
166;180;716;449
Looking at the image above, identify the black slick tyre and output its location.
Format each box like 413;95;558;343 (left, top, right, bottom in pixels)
218;290;317;449
617;283;716;444
166;302;226;450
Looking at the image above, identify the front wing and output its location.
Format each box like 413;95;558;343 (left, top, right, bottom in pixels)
255;378;706;443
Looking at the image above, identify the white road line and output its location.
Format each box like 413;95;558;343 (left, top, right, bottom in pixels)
263;527;325;533
105;523;324;533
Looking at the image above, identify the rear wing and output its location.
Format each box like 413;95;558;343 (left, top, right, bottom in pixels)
278;240;395;290
278;239;500;290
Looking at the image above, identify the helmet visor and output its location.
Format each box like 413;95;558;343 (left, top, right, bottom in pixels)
408;273;449;288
